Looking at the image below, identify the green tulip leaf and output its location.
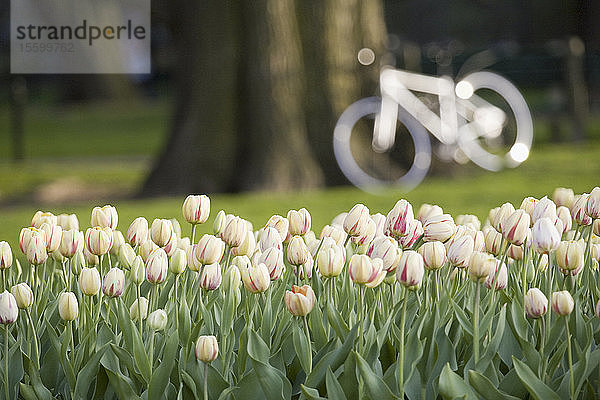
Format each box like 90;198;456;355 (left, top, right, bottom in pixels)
512;356;560;400
468;370;520;400
438;363;478;400
354;351;398;400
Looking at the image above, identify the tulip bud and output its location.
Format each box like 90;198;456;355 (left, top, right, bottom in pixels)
27;231;48;265
199;263;222;290
418;241;445;270
91;205;118;230
58;292;78;321
284;285;316;316
396;250;425;288
447;235;474;268
348;254;377;285
110;230;126;256
531;218;560;254
259;247;285;281
368;236;401;272
352;218;376;246
40;222;62;253
287;236;311;266
416;203;443;224
126;217;149;246
586;187;600;219
398;219;423;249
150;219;175;248
0;291;18;325
483;226;504;256
60;229;84;258
468;251;495;281
555;240;584;274
492;203;516;232
287;208;311;236
182;194;211;225
524;288;547;319
553;187;575;208
31;211;57;228
84;246;99;266
423;214;456;242
85;226;113;256
265;215;289;242
232;230;256;257
519;197;539;223
19;227;37;255
168;248;186;275
365;259;387;288
222;217;247;248
212;210;227;236
551;290;574;316
320;225;347;247
241;263;270;293
502;210;530;246
11;283;33;309
103;268;125;297
508;244;523;261
70;251;85;275
195;234;225;265
57;213;79;231
79;267;101;296
130;256;146;285
556;206;572;234
572;194;592;226
385;199;414;238
224;265;242;292
195;335;219;362
139;239;159;263
344;204;371;237
147;309;167;331
146;248;168;284
117;243;135;270
484;261;508;290
0;242;12;270
317;245;344;277
130;297;149;321
531;196;557;225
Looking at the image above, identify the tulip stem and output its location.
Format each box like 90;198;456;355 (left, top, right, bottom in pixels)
398;288;408;398
565;316;575;399
203;362;208;400
473;281;481;366
136;285;143;336
26;308;40;370
148;330;155;375
539;317;547;382
358;285;365;354
4;325;9;400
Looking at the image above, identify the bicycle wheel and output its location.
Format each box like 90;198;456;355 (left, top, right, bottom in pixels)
333;97;431;192
455;71;533;171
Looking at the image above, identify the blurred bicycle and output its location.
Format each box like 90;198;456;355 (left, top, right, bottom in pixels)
333;47;533;192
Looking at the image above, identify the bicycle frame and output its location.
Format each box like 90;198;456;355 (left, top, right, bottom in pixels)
374;68;506;153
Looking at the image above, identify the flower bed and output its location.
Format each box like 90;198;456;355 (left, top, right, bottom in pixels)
1;188;600;399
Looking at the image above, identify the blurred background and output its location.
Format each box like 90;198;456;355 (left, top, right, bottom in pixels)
0;0;599;238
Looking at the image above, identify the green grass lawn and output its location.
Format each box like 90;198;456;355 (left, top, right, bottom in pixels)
1;140;599;255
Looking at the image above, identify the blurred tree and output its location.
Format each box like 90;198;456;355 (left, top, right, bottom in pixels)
142;0;386;195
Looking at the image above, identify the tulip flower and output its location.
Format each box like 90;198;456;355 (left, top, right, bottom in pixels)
483;226;505;256
399;219;423;249
284;285;316;316
316;245;344;278
182;194;211;225
31;211;57;228
287;208;311;236
396;251;425;288
287;236;311;266
241;263;270;293
586;187;600;219
553;187;575;208
58;292;78;321
195;234;225;265
320;225;347;247
10;283;33;309
59;229;84;258
532;218;560;254
170;248;187;275
418;241;446;270
146;248;168;284
40;222;62;253
85;226;113;256
572;194;592;226
385;199;414;238
222;217;247;248
150;219;175;248
555;240;584;274
556;206;572;234
265;215;289;242
103;268;125;297
126;217;149;246
91;205;118;230
344;204;371;237
491;203;515;233
0;242;12;270
552;291;574;316
468;251;496;281
484;261;508;290
57;213;79;231
348;254;381;285
368;236;401;272
352;218;376;246
524;288;547;319
416;203;443;224
79;267;101;296
423;214;456;242
259;247;285;281
232;230;256;257
199;263;222;291
129;297;149;321
502;209;530;246
147;309;167;331
27;232;48;266
447;235;474;268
